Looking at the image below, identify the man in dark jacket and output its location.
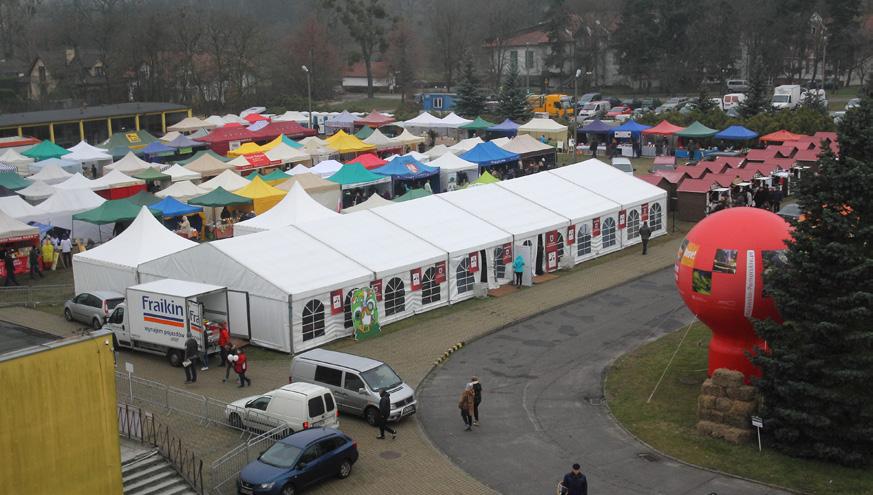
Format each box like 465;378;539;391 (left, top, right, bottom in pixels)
184;335;199;384
376;389;396;439
560;463;588;495
471;376;483;426
28;247;42;279
770;186;783;212
3;250;18;286
639;221;652;255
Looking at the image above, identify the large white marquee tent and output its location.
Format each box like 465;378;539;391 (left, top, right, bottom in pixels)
233;183;338;236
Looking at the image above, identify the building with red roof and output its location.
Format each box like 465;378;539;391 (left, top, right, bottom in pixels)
673;165;709;179
341;61;394;92
744;148;778;162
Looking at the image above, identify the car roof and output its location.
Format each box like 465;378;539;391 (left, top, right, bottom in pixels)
278;382;331;397
296;348;383;372
278;427;343;447
86;291;125;300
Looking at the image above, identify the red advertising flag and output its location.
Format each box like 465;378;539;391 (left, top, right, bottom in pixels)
641;203;649;222
370;279;383;301
567;224;576;245
546;230;558;246
502;243;513;264
468;252;480;273
592;218;601;237
435;261;447;283
545;241;559;272
330;289;343;315
618;209;627;229
410;268;422;291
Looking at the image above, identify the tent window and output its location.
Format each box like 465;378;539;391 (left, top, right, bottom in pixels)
422;267;440;305
456;257;475;294
555;232;565;262
650;203;663;231
302;299;325;341
493;246;506;279
343;291;354;329
384;277;405;316
602;218;617;248
577;224;592;256
627;210;641;239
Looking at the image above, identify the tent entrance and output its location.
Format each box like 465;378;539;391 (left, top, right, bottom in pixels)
227;290;251;339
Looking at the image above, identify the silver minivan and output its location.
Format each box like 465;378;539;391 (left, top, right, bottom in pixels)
290;349;417;426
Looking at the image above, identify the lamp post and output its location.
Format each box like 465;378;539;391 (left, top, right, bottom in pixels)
574;69;581;102
302;65;312;130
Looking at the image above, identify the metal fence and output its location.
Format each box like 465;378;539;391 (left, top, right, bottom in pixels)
209;424;291;495
0;283;74;308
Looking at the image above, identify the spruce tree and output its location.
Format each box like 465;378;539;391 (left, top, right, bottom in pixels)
739;60;770;118
454;54;485;118
497;61;532;122
751;98;873;467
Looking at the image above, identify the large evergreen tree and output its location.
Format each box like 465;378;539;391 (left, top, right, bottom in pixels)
739;59;770;118
752;97;873;467
454;54;485;118
496;61;531;122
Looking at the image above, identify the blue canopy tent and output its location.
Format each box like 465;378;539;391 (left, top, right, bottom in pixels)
609;120;651;139
150;196;203;217
140;141;176;162
164;134;205;149
373;155;441;193
714;125;758;141
486;119;519;138
577;119;613;135
460;141;520;168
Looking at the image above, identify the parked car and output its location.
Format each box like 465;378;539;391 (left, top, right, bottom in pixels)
64;291;124;329
726;79;750;92
722;93;747;110
576;100;611;121
611;157;634;175
577;92;602;105
290;349;417;426
606;105;633;118
237;427;358;495
655;96;688;114
638;97;662;110
226;383;339;433
846;97;860;110
776;203;802;222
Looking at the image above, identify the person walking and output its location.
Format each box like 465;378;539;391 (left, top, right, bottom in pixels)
41;238;54;271
639;221;652;255
770;186;783;212
200;329;210;371
218;325;230;367
28;247;42;279
231;349;251;387
471;376;483;426
559;463;588;495
376;389;397;439
588;138;598;158
60;235;72;268
222;343;237;383
512;255;525;287
459;383;475;431
183;334;199;384
3;250;19;287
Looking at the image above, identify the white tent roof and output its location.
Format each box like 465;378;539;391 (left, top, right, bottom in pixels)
286;163;313;176
438;183;568;240
310;159;344;178
167;116;216;133
204;115;227;127
430;152;478;173
363;129;397;149
498;134;554;154
299;136;328;147
0;209;38;240
296;210;446;277
448;136;483;154
130;279;225;298
395;129;426;146
65;141;111;162
16;180;56;201
183;153;233;177
199;169;249;191
550;159;666;207
404;150;429;162
440;112;473;127
0;148;34;165
0;195;38;218
222;114;248;125
104;152;153;174
160;131;182;142
372;195;511;256
155;180;209;199
490;137;511;148
90;169;144;190
31;187;105;216
54;172;97;190
273;111;310;124
341;193;393;213
497;172;620;224
27;163;72;184
518;118;568;133
424;144;451;160
265;142;309;164
163;164;202;182
234;182;339;235
403;112;448;128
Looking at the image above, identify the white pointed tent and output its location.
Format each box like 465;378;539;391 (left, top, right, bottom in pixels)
0;209;38;242
275;173;342;211
167;116;216;133
163;164;202;183
27;187;110;242
363;129;399;151
234;183;339;236
448;136;483;154
73;206;198;294
90;169;144;191
394;129;426;147
104;152;153;175
430;152;479;191
54;173;97;190
0;148;34;175
309;160;344;178
198;169;249;191
264;142;309;164
340;193;393;213
498;134;554;155
517;118;568;146
27;163;72;185
440;112;473;128
424;144;451;160
0;195;38;218
160;131;182;142
16;180;56;202
403;112;448;129
155;180;209;200
183;153;234;178
204;115;228;127
490;137;511;148
273;111;310;124
286;163;312;176
65;141;112;163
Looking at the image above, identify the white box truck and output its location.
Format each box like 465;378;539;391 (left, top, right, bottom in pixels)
771;85;802;109
104;279;235;366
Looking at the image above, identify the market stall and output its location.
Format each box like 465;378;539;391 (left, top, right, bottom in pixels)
233;176;287;214
90;169;146;200
324;111;358;134
26;164;72;185
363;129;402;154
104;152;154;175
608;120;651;157
346;153;387;170
430;151;479;191
486;119;520;139
0;148;35;175
198;169;250;192
22;140;71;161
310;159;345;179
149;196;205;239
234;182;338;236
373;156;440;195
517;118;568;149
459;117;495;139
327;163;392;207
188;187;253;239
0;194;37;218
155;180;209;201
30;158;82;176
0;210;40;280
460;141;520;171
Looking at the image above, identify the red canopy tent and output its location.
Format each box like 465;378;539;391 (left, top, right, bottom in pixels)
249;121;317;141
345;153;387;170
244;113;270;124
354;111;396;127
642;120;685;136
760;130;804;143
196;126;258;156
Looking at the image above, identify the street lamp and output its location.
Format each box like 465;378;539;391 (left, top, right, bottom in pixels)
574;69;581;102
302;65;312;130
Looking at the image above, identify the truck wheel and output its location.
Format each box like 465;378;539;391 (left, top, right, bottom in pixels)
64;308;73;321
91;317;103;330
229;413;243;430
364;407;379;426
167;350;183;367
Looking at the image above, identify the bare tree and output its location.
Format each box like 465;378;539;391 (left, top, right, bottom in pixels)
325;0;391;98
429;0;470;91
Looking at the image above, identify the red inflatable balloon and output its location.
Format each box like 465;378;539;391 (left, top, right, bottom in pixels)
674;207;791;379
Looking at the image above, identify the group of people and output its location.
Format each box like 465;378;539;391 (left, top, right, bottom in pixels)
182;323;250;387
709;184;784;214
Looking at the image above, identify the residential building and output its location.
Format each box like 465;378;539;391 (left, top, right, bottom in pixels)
342;61;395;91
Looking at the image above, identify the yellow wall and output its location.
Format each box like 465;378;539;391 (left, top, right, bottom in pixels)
0;333;122;494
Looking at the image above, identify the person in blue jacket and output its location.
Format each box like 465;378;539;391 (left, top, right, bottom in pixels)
512;255;525;287
560;463;588;495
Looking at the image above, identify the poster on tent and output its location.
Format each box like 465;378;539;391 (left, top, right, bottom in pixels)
618;209;627;229
592;218;601;237
330;289;343;315
502;243;513;264
352;287;381;341
370;279;383;301
641;203;649;222
566;224;576;245
468;252;480;273
435;261;447;283
410;268;422;291
545;230;560;272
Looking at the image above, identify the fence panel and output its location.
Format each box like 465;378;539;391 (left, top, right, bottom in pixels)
131;375;171;411
0;284;74;308
209;424;289;495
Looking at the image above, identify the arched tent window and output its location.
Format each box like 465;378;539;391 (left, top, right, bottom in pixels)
384;277;405;316
456;257;475;294
422;267;440;305
650;203;663;232
343;290;354;329
577;224;591;257
555;232;565;262
627;210;641;239
302;299;325;341
493;246;506;279
602;218;617;248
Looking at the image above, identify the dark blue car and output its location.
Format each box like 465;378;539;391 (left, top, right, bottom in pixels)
238;427;358;495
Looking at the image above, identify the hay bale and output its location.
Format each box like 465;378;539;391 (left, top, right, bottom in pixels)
725;412;752;429
729;400;757;417
715;397;733;412
698;395;716;410
707;422;732;439
700;381;724;398
722;427;753;444
711;368;745;387
726;385;757;401
696;420;717;436
701;409;724;423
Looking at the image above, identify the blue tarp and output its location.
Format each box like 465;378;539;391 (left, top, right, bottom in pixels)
140;141;175;155
714;125;759;141
578;119;613;135
609;120;651;138
373;156;439;180
149;196;203;217
486;119;519;137
164;134;204;149
460;141;520;167
29;158;83;174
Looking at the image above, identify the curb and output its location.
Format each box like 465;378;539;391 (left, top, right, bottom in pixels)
433;342;465;366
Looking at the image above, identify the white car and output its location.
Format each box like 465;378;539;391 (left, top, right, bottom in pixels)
611;157;634;175
225;382;339;433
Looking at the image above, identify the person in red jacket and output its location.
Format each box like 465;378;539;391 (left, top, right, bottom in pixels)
230;349;251;388
217;325;230;366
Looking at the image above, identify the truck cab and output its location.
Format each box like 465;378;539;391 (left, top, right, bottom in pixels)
529;94;574;119
771;85;802;109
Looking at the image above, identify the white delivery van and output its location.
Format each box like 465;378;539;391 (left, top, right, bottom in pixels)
771;85;802;109
722;93;746;110
104;279;236;366
576;100;611;121
225;382;339;433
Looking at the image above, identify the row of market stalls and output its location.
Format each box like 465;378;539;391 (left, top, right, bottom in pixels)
71;159;666;353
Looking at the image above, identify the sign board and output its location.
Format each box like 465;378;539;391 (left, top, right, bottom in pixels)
618;209;627;229
751;416;763;428
435;261;447;284
566;224;575;245
187;300;203;335
614;131;632;139
369;279;383;301
125;362;134;374
351;287;381;341
125;132;141;143
502;243;513;264
410;268;422;291
330;289;343;315
592;218;601;237
641;203;649;222
468;252;479;273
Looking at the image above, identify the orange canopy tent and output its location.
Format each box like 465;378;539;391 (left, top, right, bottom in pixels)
760;130;804;143
344;153;387;170
641;120;685;136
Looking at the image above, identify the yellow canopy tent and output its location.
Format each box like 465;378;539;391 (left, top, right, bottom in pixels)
227;141;266;158
324;130;376;154
233;176;287;213
260;135;284;151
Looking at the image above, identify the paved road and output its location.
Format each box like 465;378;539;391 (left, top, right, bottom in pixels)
419;268;787;495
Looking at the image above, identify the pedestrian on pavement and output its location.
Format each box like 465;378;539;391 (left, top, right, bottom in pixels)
588;138;597;158
200;329;210;371
471;376;483;426
183;334;199;384
559;463;588;495
231;349;251;387
3;250;19;287
459;383;475;431
639;221;652;255
512;255;525;287
60;235;72;268
376;389;397;439
218;325;230;367
28;247;42;279
770;186;783;212
222;344;237;383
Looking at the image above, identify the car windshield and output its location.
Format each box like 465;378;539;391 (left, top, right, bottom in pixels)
259;442;303;469
582;103;598;110
361;364;402;391
106;298;124;310
772;95;790;103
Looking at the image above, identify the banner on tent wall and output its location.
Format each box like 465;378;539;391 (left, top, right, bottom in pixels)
370;279;383;301
592;218;601;237
410;268;422;291
545;230;560;272
641;203;649;222
330;289;343;315
435;261;446;283
352;287;381;341
502;243;513;264
618;209;627;229
567;224;576;245
469;252;480;273
235;153;270;171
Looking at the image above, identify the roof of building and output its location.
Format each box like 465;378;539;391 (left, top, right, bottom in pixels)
0;102;189;128
342;61;390;79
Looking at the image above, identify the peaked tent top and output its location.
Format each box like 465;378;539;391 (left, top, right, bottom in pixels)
518;118;568;132
675;121;718;138
91;169;144;189
198;169;249;191
429;151;477;172
460;141;520;166
459;116;496;130
393;129;426;146
341;193;393;213
577;119;614;134
325;130;376;153
72;198;145;224
126;189;159;206
150;196;203;217
28;163;72;183
610;119;651;135
105;151;153;174
233;176;287;200
54;172;96;190
760;129;804;143
0;148;34;164
346;153;387;170
167;116;216;133
324;111;358;128
394;188;432;202
183;153;235;177
163;164;202;182
15;180;55;200
715;125;759;141
641;120;685;136
373;156;439;179
354;111;396;127
234;182;338;233
448;136;483;154
188;186;253;207
403;112;448;128
22;140;71;160
487;119;520;132
0;194;38;218
275;172;340;193
130;167;171;181
140;140;176;155
164;134;204;149
178;149;230;165
0;172;32;191
327;163;391;188
440;112;473;127
355;126;374;139
0;209;39;240
65;141;111;162
498;134;555;155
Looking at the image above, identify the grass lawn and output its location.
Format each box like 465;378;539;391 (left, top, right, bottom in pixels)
606;321;873;494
